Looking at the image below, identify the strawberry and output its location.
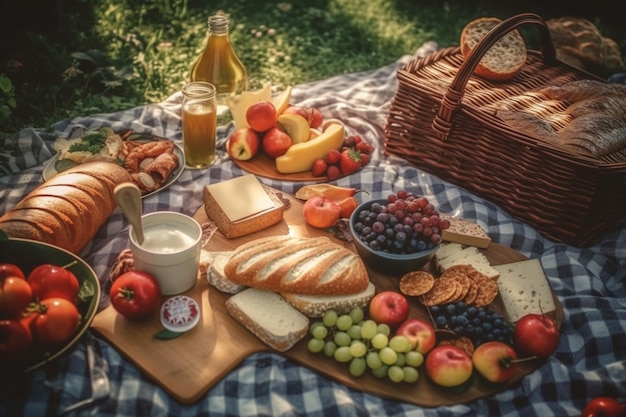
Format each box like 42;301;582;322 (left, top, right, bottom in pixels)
325;149;341;165
356;141;373;154
359;152;370;166
326;165;341;181
311;158;328;177
339;148;362;176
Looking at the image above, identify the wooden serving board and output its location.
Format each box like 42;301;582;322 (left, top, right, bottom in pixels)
232;152;325;182
91;191;563;406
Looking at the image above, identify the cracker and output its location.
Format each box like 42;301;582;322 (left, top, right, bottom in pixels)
399;271;435;296
419;276;459;306
471;272;499;307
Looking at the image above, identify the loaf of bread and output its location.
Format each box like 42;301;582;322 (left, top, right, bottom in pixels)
225;288;309;352
281;282;375;317
0;161;132;254
224;235;370;296
546;17;625;78
460;17;527;82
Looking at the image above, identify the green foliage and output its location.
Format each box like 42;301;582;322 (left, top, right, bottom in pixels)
0;0;624;136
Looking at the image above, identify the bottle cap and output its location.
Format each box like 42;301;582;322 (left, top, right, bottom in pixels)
160;295;201;333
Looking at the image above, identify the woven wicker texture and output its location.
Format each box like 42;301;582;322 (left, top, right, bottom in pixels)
384;14;626;247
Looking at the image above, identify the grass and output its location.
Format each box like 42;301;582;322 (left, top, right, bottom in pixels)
1;0;624;140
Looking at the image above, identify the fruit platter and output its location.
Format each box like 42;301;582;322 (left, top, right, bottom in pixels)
225;85;373;182
90;188;562;406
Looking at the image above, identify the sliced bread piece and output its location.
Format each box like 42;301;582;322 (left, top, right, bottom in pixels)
281;282;376;317
460;17;527;82
225;288;309;352
493;259;556;322
206;251;246;294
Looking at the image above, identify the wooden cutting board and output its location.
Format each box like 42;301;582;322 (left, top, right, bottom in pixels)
91;191;562;405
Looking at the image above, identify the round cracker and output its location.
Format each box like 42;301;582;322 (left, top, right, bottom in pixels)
399;271;435;296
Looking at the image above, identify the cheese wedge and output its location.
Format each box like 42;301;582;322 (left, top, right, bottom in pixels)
438;250;500;279
441;215;491;248
228;83;272;128
493;259;556;322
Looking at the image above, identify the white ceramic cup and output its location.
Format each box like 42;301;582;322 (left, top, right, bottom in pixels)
129;211;202;295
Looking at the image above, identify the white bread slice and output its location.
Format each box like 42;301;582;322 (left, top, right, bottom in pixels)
225;288;309;352
281;282;376;317
206;251;246;294
224;235;369;296
439;251;500;280
460;17;527;82
440;215;491;248
493;259;556;322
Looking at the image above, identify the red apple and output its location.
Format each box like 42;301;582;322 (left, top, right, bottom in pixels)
582;397;626;417
227;127;260;161
425;345;473;387
368;291;409;329
303;195;340;229
472;341;518;383
246;101;277;133
514;313;559;358
310;108;323;129
395;318;436;354
283;105;312;124
262;127;293;159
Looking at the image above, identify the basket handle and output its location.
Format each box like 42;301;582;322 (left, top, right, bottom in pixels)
432;13;557;138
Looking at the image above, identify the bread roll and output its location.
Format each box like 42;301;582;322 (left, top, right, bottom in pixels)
224;235;370;296
0;161;132;254
460;17;527;82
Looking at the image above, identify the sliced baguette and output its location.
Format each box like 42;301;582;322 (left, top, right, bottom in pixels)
281;282;376;317
206;251;246;294
460;17;527;82
224;235;370;296
225;288;309;352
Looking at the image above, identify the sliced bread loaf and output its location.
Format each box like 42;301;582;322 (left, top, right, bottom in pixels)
460;17;527;82
206;251;246;294
225;288;309;352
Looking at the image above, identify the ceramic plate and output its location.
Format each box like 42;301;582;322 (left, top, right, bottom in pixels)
42;130;185;198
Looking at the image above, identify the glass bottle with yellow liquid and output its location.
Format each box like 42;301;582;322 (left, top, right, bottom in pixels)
190;13;247;125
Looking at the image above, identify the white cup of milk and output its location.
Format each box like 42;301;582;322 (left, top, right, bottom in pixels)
129;211;202;295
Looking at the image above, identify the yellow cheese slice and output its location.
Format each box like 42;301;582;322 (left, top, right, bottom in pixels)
228;83;272;128
205;174;275;222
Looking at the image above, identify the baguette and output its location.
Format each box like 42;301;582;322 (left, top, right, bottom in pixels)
460;17;527;82
225;288;309;352
0;161;132;254
224;235;369;296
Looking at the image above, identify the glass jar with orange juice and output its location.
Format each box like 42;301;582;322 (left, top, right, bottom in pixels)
181;81;217;169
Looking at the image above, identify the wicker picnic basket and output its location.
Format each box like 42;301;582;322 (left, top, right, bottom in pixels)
384;13;626;247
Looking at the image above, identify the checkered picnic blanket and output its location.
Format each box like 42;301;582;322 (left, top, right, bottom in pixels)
1;42;625;417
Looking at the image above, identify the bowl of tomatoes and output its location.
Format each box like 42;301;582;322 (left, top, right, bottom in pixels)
0;236;100;373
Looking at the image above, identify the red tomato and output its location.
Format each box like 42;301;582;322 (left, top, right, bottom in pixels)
0;319;33;365
25;298;80;346
0;276;33;319
27;264;80;302
0;263;25;280
582;397;626;417
110;271;161;320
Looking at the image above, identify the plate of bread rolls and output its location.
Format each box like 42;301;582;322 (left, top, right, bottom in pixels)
45;127;184;197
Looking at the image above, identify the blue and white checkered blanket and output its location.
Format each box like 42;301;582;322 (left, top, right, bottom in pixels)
1;44;625;417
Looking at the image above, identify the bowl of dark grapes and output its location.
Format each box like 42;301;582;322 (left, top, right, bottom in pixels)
349;190;450;275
